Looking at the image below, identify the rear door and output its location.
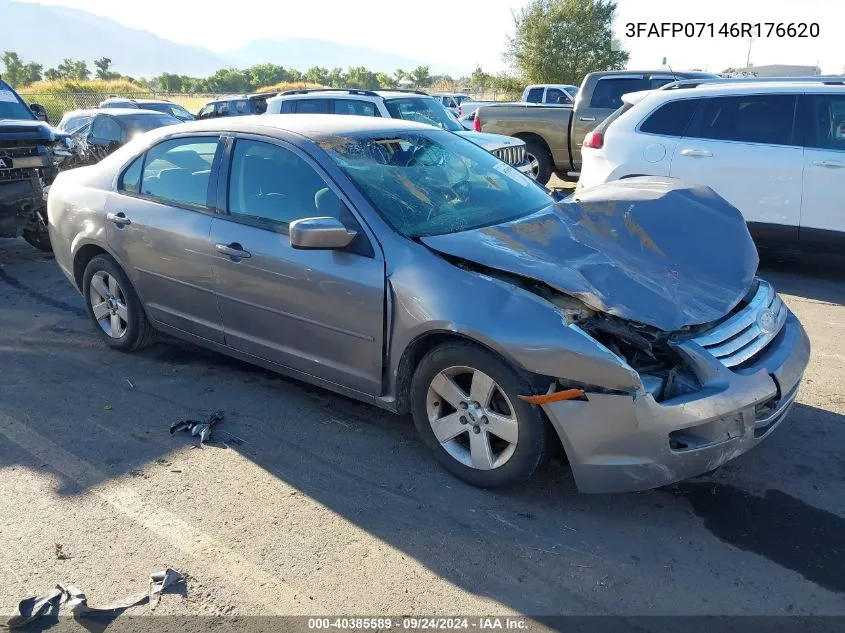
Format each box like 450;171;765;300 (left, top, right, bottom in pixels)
104;135;225;342
293;99;330;114
209;135;385;394
573;75;645;167
669;93;802;249
798;92;845;252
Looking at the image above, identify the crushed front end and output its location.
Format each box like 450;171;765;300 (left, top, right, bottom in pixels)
0;122;68;249
541;279;810;493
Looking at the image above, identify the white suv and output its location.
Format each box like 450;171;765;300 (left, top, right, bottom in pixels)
265;89;533;177
578;79;845;252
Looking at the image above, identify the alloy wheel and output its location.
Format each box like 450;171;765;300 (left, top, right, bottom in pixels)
425;366;519;470
89;270;129;339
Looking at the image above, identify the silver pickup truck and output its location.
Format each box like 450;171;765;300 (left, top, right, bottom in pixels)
474;70;717;184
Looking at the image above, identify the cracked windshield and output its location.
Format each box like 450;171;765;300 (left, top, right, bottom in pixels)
321;131;552;236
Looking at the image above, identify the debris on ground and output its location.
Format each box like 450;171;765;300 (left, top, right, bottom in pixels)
103;404;112;412
125;378;134;390
54;543;69;560
170;411;225;444
5;568;184;629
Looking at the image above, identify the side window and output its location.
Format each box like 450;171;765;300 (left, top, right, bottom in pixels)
694;95;797;145
228;139;343;229
639;99;701;137
215;102;230;116
589;78;646;109
648;78;675;89
545;88;569;104
280;100;295;114
198;105;213;119
805;94;845;151
333;99;377;116
233;100;250;115
91;115;122;142
119;155;144;194
525;88;543;103
140;137;219;208
443;97;457;109
294;99;330;114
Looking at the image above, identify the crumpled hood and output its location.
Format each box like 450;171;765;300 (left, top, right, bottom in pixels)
0;118;60;142
421;177;758;331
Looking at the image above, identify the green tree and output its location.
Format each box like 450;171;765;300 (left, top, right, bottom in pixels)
204;67;250;93
327;67;346;87
393;69;407;85
1;51;24;86
470;65;491;92
374;72;392;88
409;65;431;88
506;0;628;85
56;58;90;80
22;62;43;85
245;63;292;89
304;66;330;85
94;57;119;80
345;66;379;89
44;68;61;81
153;72;183;92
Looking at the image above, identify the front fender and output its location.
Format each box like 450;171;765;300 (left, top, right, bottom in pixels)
385;248;642;399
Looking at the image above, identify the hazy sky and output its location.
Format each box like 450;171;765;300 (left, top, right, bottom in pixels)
15;0;844;74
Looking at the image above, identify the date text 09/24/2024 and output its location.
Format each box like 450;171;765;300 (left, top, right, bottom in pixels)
307;618;528;630
625;22;820;38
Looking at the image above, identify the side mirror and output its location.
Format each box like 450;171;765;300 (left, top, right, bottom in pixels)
30;103;49;123
289;217;357;250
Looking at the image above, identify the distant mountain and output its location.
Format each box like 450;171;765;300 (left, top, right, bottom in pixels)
1;0;227;76
227;38;466;77
1;0;469;79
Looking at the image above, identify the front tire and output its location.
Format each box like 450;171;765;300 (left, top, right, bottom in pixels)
523;140;553;186
82;255;154;351
410;342;548;488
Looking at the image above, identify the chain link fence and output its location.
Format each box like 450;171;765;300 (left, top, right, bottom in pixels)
16;92;222;125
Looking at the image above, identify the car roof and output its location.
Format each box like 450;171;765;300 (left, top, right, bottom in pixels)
640;81;845;105
140;113;435;141
62;108;169;118
102;98;175;105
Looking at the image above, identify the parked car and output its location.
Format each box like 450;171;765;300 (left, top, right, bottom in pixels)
197;92;277;119
0;77;70;251
266;89;532;176
578;78;845;253
431;92;470;115
521;84;579;105
57;108;181;167
47;115;809;492
99;97;196;121
474;70;717;184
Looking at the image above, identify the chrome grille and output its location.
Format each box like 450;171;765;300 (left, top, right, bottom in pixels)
0;168;31;182
493;145;526;166
691;280;787;368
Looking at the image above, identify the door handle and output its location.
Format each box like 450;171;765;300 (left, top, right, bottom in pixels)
106;212;131;225
812;160;845;168
680;149;713;158
578;117;596;122
216;243;251;259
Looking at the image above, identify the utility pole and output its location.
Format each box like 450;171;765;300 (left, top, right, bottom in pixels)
746;37;753;68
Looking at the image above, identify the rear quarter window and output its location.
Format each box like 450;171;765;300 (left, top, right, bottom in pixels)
589;78;646;109
639;99;702;136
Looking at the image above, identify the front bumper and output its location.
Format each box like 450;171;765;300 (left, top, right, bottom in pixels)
543;311;811;493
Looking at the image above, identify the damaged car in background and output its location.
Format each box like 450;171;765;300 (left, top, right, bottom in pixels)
57;108;181;168
0;77;73;251
47;116;810;492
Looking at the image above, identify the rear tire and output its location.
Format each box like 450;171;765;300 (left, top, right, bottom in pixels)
82;254;154;352
410;341;548;488
523;140;553;186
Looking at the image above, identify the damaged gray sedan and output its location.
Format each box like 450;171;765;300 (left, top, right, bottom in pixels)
47;115;810;492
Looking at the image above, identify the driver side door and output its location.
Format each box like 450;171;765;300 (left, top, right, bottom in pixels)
210;135;386;395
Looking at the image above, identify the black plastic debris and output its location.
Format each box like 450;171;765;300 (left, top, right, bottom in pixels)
170;411;225;444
